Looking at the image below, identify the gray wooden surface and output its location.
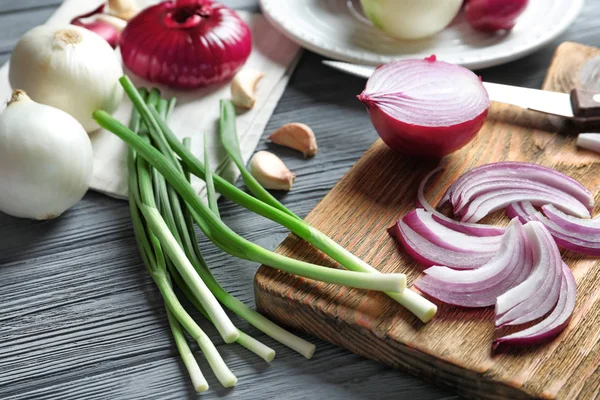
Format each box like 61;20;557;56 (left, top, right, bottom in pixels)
1;1;600;399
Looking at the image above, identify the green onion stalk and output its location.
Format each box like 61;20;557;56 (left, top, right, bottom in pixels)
108;76;435;322
94;111;406;295
127;104;235;390
136;97;315;359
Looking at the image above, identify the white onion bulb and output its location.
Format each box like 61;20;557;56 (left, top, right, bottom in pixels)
0;90;93;220
360;0;463;40
9;24;123;132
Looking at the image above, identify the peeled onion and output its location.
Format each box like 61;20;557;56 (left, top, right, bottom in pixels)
358;56;489;158
360;0;463;40
466;0;528;33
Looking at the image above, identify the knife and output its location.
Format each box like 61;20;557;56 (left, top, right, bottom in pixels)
323;60;600;124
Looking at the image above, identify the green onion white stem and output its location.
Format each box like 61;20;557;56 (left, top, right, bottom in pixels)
166;308;209;392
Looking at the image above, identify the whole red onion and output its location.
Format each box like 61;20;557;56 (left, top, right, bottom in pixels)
71;4;122;48
465;0;528;33
120;0;252;89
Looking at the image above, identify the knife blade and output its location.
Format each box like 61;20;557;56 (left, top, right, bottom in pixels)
322;60;578;118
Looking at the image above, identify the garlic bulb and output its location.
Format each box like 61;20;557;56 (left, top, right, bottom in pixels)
9;24;123;133
0;90;93;220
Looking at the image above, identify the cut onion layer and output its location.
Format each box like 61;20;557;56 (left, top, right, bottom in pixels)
389;220;495;269
403;209;502;253
443;162;594;213
414;219;530;307
508;202;600;256
358;56;489;158
495;222;562;327
493;263;576;349
417;166;506;237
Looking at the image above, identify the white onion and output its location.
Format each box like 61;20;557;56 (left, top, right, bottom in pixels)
9;24;123;132
360;0;463;40
0;90;93;220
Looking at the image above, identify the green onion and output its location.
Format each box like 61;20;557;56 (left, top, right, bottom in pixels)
94;109;406;293
204;133;220;217
113;76;437;321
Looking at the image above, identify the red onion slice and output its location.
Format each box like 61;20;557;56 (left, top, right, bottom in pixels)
389;220;495;269
508;202;600;256
495;222;562;327
417;166;505;237
403;209;502;253
444;162;594;211
414;220;529;307
452;178;589;218
505;201;537;223
542;204;600;233
493;263;576;349
459;189;591;223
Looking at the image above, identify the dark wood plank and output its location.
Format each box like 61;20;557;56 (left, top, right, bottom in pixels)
255;42;600;400
1;0;600;399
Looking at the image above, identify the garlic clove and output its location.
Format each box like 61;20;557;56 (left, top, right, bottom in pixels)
231;69;264;109
249;151;296;191
269;122;318;158
108;0;139;21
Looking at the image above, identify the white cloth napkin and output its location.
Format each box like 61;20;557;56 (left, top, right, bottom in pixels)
0;0;300;200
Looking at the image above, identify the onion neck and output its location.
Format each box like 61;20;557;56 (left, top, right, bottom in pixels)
8;90;31;106
165;0;212;29
357;92;375;108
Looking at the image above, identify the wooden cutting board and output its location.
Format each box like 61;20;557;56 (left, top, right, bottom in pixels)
253;42;600;400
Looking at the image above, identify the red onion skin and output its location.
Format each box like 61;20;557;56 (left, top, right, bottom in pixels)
71;4;120;49
365;105;488;158
120;0;252;89
465;0;528;33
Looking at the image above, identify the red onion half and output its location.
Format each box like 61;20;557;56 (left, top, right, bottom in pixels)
120;0;252;89
358;56;489;158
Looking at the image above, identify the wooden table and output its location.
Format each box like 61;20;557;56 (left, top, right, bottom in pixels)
1;1;599;399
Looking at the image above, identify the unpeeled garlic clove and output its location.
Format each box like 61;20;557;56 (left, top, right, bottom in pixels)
108;0;139;21
231;69;264;109
269;122;317;158
249;151;296;191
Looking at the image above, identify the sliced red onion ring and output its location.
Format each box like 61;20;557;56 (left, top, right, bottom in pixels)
414;219;530;307
389;220;495;269
453;178;589;218
459;189;591;223
542;204;600;233
403;209;502;253
443;162;594;211
493;263;576;349
508;202;600;256
505;201;537;223
495;222;562;327
417;166;505;237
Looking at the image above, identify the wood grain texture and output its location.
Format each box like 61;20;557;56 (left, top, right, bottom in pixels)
1;0;600;399
255;42;600;400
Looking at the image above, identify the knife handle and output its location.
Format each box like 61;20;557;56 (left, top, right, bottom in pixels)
570;88;600;118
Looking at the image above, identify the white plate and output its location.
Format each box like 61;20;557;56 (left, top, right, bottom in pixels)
259;0;584;70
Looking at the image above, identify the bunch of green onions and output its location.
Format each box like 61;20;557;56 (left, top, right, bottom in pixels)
93;76;437;391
